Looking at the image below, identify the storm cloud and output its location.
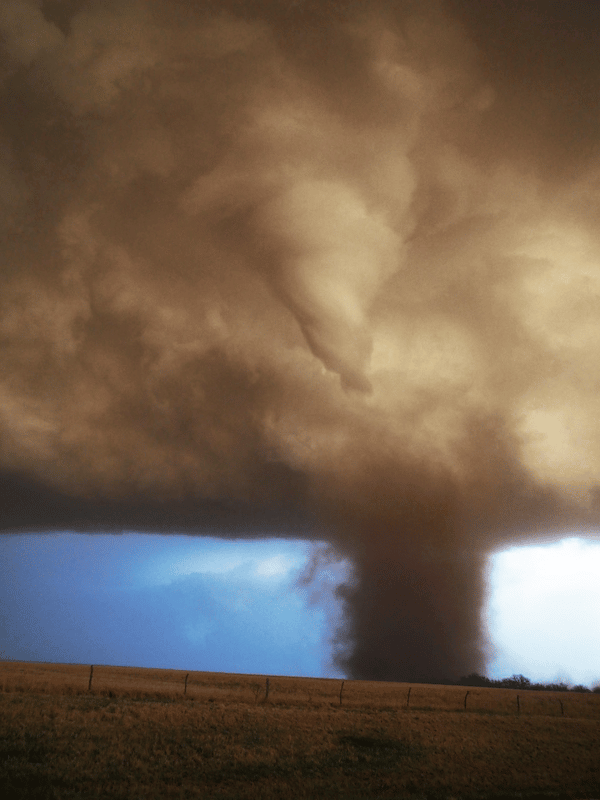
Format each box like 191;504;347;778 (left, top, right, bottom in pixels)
2;0;600;682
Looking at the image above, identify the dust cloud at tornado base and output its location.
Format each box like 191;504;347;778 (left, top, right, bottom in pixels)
2;0;600;682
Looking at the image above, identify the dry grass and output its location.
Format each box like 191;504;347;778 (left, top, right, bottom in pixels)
1;661;599;799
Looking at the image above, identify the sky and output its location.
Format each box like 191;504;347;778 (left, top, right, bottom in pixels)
0;533;342;677
2;0;600;685
2;531;599;687
487;537;600;688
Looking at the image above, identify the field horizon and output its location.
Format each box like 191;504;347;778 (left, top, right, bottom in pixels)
1;660;599;799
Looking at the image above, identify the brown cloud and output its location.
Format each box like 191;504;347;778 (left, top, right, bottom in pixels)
2;0;600;680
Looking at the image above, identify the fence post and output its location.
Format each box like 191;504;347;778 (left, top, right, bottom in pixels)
265;677;270;700
88;665;94;691
558;699;564;716
464;690;470;710
406;687;411;709
516;695;520;715
184;673;189;695
339;680;345;706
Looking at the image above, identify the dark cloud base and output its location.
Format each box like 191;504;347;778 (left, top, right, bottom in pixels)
0;469;315;537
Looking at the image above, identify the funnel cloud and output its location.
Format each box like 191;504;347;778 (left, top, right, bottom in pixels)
2;0;600;682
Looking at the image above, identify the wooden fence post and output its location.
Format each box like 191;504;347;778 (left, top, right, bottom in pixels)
184;673;189;695
339;680;345;706
516;695;520;714
406;687;411;709
88;665;94;691
558;699;564;716
265;677;270;700
464;690;470;710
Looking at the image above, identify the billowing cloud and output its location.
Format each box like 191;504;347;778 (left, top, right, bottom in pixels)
2;0;600;681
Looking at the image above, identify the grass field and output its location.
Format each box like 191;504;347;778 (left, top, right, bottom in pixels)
1;661;599;799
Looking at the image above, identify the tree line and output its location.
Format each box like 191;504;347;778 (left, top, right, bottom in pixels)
456;673;600;693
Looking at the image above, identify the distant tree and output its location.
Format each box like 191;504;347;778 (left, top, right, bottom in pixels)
545;682;569;692
455;674;589;692
457;673;491;687
515;674;531;687
497;675;532;689
593;686;600;694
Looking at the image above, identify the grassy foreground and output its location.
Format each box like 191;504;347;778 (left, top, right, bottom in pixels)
1;661;599;800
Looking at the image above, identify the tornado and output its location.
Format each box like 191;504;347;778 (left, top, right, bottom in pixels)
2;0;600;682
